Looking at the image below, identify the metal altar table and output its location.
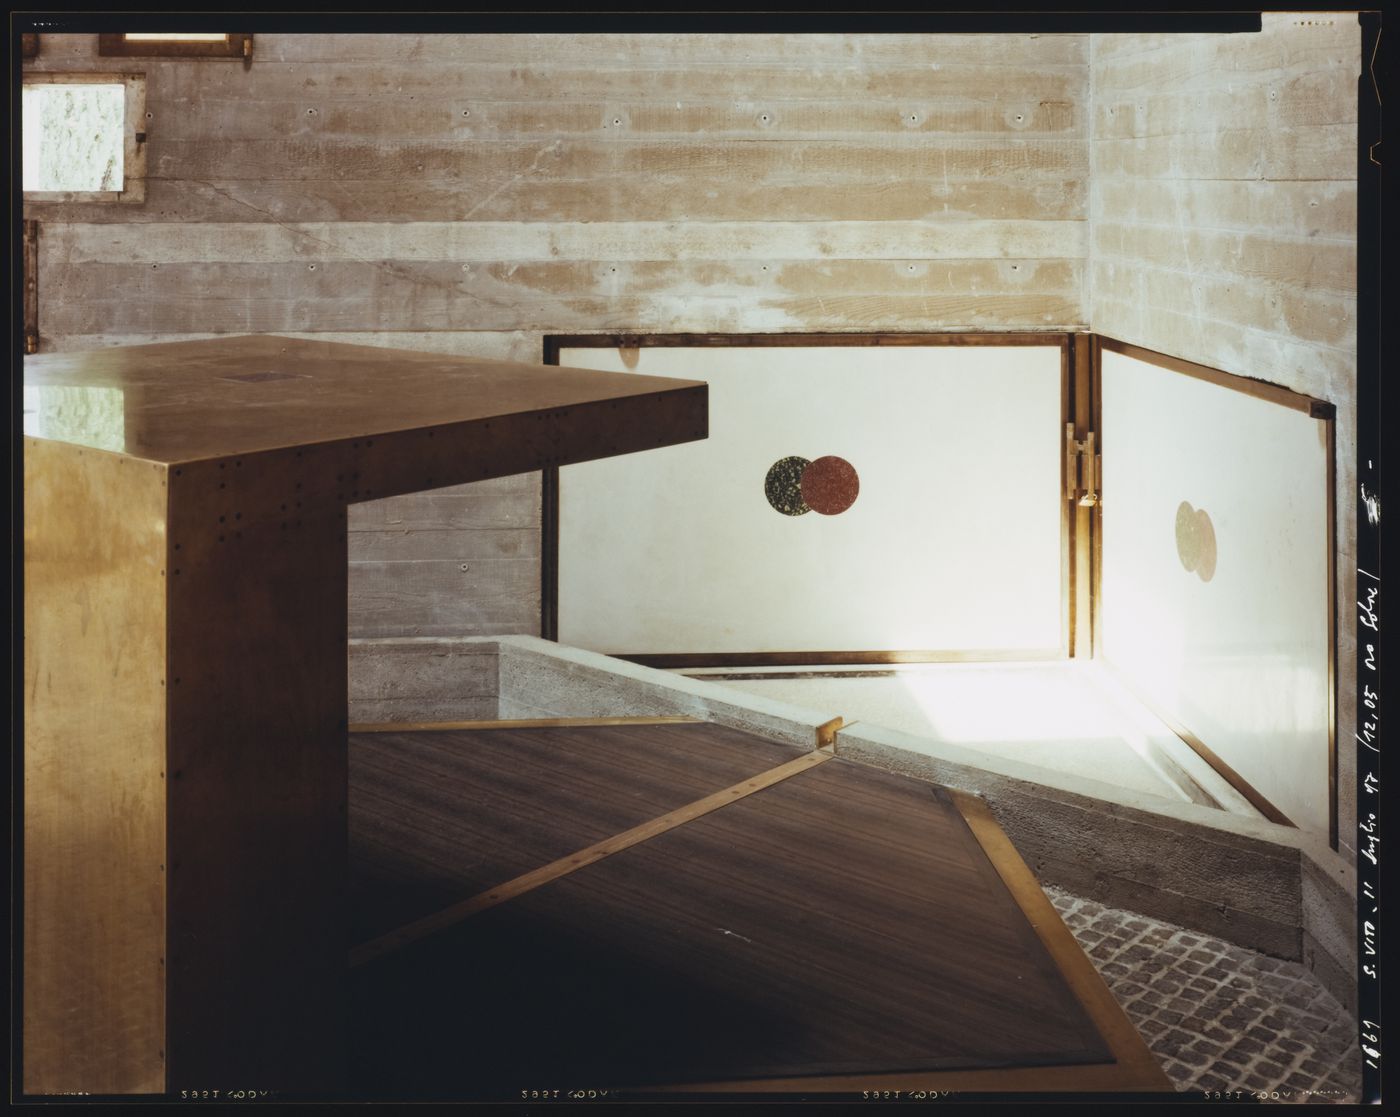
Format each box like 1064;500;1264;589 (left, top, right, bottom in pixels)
21;335;707;1096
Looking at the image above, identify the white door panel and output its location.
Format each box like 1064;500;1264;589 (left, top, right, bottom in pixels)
558;344;1065;656
1099;349;1331;837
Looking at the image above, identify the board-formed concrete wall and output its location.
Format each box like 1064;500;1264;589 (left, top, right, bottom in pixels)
1088;14;1361;859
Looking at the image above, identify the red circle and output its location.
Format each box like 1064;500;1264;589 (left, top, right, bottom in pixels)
800;456;859;515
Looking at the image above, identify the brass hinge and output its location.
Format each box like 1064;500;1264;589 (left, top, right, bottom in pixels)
24;219;39;355
1065;424;1099;507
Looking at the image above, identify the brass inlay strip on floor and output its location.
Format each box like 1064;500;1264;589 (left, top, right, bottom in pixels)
1097;663;1293;828
649;788;1170;1095
948;788;1171;1089
815;716;842;753
349;716;702;733
349;735;838;969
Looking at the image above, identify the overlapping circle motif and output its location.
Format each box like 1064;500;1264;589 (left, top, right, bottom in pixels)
764;455;860;517
1175;501;1217;583
764;456;811;516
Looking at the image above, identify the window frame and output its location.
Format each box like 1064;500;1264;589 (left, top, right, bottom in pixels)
21;72;147;205
23;220;39;354
97;33;253;59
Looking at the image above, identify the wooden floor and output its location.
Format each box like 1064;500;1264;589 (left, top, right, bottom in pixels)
347;721;1170;1099
349;722;798;942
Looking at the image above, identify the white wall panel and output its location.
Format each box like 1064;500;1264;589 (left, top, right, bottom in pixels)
558;344;1064;656
1099;349;1331;837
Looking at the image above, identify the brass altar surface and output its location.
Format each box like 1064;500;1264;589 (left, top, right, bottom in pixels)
23;333;707;465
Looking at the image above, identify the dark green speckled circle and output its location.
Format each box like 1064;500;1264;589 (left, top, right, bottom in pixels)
765;456;811;516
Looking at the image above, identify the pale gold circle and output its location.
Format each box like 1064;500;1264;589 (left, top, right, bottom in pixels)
1194;508;1217;583
1175;501;1199;573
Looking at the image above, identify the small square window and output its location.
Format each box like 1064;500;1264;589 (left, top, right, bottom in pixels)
21;73;146;204
23;82;125;191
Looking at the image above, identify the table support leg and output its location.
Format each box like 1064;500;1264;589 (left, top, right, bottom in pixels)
24;438;349;1096
165;494;348;1094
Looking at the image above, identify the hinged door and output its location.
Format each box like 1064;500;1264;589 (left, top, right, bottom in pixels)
1095;339;1336;842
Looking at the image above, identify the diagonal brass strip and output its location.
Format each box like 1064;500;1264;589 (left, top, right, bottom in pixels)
651;788;1170;1094
349;747;835;969
946;789;1171;1089
349;716;702;733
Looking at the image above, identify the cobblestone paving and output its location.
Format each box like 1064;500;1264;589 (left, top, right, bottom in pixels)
1046;887;1361;1103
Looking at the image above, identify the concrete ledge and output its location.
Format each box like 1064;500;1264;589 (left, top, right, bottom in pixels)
497;635;838;750
348;637;498;723
1299;839;1359;1016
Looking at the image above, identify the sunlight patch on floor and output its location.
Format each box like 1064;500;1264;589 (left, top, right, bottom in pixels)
691;660;1258;812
